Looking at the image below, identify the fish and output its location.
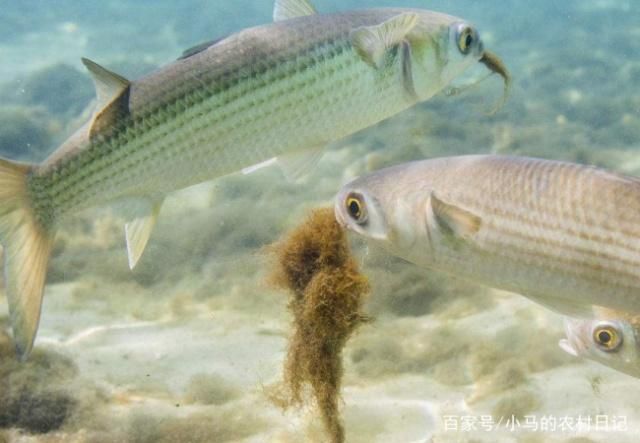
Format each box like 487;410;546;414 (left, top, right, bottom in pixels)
0;0;508;359
560;308;640;378
335;155;640;318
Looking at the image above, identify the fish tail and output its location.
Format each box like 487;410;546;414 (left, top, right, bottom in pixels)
0;157;54;360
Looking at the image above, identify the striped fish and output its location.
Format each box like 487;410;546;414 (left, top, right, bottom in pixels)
0;0;507;359
335;155;640;316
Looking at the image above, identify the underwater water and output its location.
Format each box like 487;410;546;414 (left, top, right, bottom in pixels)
1;0;640;442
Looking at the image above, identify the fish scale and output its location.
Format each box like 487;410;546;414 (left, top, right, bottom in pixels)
447;159;640;301
336;155;640;316
1;1;497;359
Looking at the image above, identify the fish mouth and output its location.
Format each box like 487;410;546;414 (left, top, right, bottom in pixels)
479;50;511;114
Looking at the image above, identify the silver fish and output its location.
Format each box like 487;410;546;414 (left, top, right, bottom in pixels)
335;155;640;317
560;308;640;378
0;0;506;359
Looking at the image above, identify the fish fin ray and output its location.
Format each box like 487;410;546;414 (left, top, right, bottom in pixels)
350;12;419;68
273;0;317;22
242;157;278;175
82;58;130;108
124;198;164;269
277;146;324;182
429;192;482;241
0;157;54;360
82;58;131;140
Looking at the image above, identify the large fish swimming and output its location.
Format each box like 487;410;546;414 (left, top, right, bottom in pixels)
335;155;640;317
0;0;508;359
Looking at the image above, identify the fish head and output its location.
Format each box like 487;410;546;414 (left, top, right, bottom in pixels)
335;162;433;261
409;14;484;99
334;184;390;243
559;318;640;378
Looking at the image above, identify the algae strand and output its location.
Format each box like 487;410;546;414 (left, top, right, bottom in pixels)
268;208;370;443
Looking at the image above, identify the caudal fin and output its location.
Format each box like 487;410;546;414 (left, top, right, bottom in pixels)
0;158;54;360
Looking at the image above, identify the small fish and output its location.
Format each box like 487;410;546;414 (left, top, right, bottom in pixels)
0;0;508;359
560;309;640;378
335;155;640;318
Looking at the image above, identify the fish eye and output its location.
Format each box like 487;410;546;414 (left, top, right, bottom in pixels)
593;324;623;352
345;193;367;224
456;25;476;55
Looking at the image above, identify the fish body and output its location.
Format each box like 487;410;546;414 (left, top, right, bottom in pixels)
33;8;479;221
0;0;502;359
560;309;640;378
335;155;640;316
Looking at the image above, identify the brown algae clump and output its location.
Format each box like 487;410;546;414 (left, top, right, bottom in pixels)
268;208;370;443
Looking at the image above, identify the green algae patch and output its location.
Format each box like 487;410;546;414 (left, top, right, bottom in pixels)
267;208;371;443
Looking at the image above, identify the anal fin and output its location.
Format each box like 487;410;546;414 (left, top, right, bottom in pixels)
124;198;164;269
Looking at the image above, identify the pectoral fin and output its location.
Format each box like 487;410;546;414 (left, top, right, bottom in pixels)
273;0;317;22
428;192;482;242
277;146;324;181
124;198;164;269
350;13;419;69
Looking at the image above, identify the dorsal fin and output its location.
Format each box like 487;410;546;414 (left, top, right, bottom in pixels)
429;192;482;240
350;13;419;68
273;0;317;22
82;58;130;109
81;58;131;140
178;36;227;60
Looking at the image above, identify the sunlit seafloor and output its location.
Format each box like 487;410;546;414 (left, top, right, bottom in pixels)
1;0;640;441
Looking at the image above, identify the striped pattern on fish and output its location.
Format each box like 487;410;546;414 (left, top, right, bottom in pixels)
30;9;476;226
335;155;640;315
0;0;504;359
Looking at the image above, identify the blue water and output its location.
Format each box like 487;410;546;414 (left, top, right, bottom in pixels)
1;1;639;442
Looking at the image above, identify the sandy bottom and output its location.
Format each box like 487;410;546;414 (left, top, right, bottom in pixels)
1;162;640;443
